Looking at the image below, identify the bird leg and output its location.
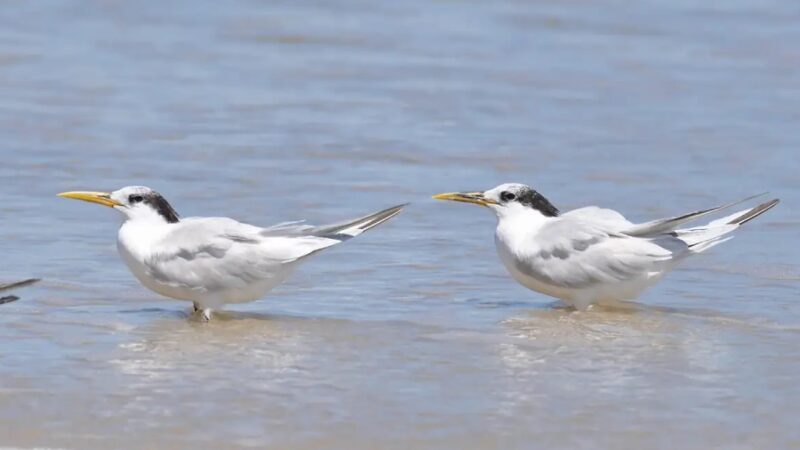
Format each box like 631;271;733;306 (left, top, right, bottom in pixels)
192;303;213;321
571;295;594;311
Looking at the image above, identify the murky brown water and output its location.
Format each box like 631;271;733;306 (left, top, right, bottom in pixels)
1;0;799;448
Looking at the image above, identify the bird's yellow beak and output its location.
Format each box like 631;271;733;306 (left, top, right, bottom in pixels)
432;191;498;207
57;191;122;208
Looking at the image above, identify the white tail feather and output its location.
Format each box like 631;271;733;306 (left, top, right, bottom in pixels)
673;199;779;253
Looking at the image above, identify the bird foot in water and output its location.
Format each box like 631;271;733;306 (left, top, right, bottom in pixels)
192;303;213;321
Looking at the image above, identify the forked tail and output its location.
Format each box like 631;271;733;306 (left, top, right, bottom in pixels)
674;198;780;252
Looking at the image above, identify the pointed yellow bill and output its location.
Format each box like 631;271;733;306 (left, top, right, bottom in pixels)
432;191;498;206
57;191;122;207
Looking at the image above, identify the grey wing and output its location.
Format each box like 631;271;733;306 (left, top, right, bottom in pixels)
0;278;39;304
258;220;315;237
517;218;677;289
141;205;406;292
143;218;339;291
259;204;406;239
0;278;39;292
562;206;634;230
623;193;767;237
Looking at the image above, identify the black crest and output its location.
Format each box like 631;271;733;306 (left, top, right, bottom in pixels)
514;187;560;217
145;192;180;223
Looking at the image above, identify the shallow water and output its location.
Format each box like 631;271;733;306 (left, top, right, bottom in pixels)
1;0;799;448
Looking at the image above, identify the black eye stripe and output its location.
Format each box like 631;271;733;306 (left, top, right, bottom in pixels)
500;191;516;202
514;187;560;217
120;190;181;223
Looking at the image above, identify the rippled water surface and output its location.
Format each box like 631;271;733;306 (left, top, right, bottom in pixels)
1;1;799;448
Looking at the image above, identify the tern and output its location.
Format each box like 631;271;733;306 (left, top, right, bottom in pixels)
59;186;405;320
434;183;779;310
0;278;40;305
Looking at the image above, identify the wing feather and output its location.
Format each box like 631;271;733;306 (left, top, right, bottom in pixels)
515;218;677;289
142;218;337;292
622;193;767;237
138;204;404;294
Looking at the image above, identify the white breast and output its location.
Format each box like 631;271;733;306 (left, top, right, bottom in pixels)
494;231;578;302
116;220;192;302
493;212;578;301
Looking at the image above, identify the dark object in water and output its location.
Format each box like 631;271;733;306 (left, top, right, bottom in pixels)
0;278;40;305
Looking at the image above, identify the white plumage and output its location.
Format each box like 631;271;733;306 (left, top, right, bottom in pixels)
435;184;779;310
60;186;405;319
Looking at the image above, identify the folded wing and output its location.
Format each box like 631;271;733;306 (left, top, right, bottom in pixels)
517;218;676;290
142;218;336;291
142;204;406;292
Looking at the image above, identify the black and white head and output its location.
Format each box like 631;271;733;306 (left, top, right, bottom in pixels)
433;183;559;219
58;186;180;224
